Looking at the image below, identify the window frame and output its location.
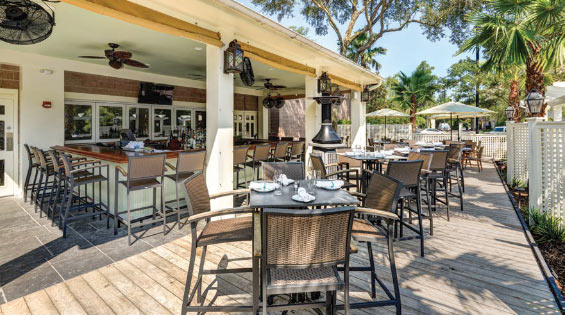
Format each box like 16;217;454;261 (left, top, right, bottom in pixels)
151;105;173;140
126;104;152;141
64;100;96;144
95;103;126;143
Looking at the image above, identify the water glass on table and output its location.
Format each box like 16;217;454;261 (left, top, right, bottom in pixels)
273;171;282;195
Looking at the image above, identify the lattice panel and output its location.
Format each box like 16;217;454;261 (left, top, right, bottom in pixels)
510;123;529;182
538;124;565;219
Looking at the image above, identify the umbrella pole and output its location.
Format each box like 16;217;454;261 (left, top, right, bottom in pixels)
385;116;387;141
450;113;453;141
457;116;460;141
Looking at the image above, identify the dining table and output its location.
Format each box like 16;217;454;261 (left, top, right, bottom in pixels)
248;180;360;312
338;151;407;192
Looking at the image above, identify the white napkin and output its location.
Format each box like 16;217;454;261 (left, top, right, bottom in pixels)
345;151;356;156
394;147;410;153
433;142;444;146
249;181;278;191
296;187;315;202
124;141;144;150
278;174;294;186
316;180;344;189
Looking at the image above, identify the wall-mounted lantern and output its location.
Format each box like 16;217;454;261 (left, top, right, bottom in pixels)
224;40;244;74
317;72;332;95
525;88;544;116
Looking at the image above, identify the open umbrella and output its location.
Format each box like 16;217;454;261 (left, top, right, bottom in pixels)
417;101;494;140
366;108;409;140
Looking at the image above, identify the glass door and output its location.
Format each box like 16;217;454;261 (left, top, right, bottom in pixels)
127;105;150;140
234;112;244;137
96;104;125;142
244;112;257;138
64;101;94;143
152;106;172;139
0;98;15;196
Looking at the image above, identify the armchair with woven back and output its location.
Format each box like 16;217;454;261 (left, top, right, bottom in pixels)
310;154;359;191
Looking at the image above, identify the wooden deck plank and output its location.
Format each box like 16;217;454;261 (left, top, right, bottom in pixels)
1;297;31;314
81;270;141;315
63;277;115;315
44;283;87;315
23;290;58;315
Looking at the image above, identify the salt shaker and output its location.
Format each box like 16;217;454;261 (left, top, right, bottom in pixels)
294;181;299;191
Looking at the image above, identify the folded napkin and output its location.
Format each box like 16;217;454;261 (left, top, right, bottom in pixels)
277;174;294;186
432;142;444;146
345;151;357;156
249;181;278;192
295;187;315;202
394;147;410;153
316;180;344;189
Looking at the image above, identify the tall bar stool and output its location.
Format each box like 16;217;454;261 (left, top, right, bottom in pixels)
386;160;425;256
164;150;206;229
23;144;40;203
288;142;305;162
409;152;434;235
59;153;109;237
271;141;290;162
447;146;464;212
34;148;58;216
421;150;450;221
234;145;249;189
114;154;167;245
246;143;271;181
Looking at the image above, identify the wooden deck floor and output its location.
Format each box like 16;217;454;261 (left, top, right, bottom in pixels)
0;163;560;314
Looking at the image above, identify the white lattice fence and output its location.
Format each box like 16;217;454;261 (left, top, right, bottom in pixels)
414;134;507;160
366;124;412;141
506;122;529;184
529;121;565;220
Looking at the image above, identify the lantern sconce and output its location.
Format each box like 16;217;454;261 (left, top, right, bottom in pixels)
317;72;332;95
224;40;244;74
361;85;370;103
505;106;515;121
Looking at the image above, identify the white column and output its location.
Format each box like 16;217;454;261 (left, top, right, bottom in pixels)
258;96;269;139
527;117;543;211
206;42;234;210
506;121;514;184
350;91;366;148
553;106;563;122
304;75;320;169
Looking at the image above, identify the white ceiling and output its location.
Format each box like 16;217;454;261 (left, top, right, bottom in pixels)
0;2;305;89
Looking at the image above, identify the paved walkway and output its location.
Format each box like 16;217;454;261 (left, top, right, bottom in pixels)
0;163;560;314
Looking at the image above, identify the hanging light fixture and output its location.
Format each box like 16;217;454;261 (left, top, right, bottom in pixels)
224;40;244;74
361;85;370;102
505;106;515;121
317;72;332;95
274;96;285;109
525;88;544;116
262;97;274;109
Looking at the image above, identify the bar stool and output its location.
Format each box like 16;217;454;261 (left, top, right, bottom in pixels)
408;152;434;235
246;143;271;181
164;150;206;229
271;141;290;162
447;146;464;212
59;153;109;238
421;150;450;221
234;145;249;189
23;144;40;203
34;148;58;216
114;154;167;245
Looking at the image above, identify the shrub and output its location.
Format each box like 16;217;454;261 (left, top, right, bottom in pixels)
527;209;565;244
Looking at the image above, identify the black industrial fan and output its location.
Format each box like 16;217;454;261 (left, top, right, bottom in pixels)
0;0;55;45
239;57;254;86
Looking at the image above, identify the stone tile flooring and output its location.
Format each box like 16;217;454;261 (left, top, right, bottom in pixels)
0;197;188;303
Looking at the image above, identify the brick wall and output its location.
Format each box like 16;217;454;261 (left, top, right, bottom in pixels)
235;93;258;111
0;64;19;89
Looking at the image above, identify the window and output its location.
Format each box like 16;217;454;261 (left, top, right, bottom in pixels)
127;105;150;139
174;108;192;130
195;110;206;130
64;102;94;142
153;107;172;138
97;104;124;141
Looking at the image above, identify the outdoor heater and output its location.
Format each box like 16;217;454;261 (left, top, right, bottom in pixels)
311;72;344;145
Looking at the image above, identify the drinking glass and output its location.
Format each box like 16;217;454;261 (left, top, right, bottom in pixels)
305;179;316;196
273;171;282;195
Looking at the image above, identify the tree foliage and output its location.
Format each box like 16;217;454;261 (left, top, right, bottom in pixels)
345;33;386;72
251;0;485;59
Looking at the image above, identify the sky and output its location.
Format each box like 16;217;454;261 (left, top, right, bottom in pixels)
237;0;473;78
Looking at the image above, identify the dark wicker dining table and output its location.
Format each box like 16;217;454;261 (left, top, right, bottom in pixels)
248;180;360;312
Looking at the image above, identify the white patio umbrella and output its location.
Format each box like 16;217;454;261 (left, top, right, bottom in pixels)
366;108;409;139
417;101;494;140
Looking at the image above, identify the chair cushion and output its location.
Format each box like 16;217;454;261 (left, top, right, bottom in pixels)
198;216;252;246
74;174;106;185
269;267;340;289
164;172;195;183
119;178;161;191
352;218;385;243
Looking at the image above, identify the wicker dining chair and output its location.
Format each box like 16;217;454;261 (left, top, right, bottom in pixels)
271;141;290;162
23;144;40;203
164;150;206;229
261;206;355;314
465;145;484;171
263;162;304;181
310;154;359;191
59;153;109;238
246;143;271;181
386;160;426;256
180;172;252;314
234;145;249;188
348;172;402;313
114;154;167;245
288;142;305;162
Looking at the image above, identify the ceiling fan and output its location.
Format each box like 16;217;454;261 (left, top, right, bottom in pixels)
78;43;149;70
254;78;286;90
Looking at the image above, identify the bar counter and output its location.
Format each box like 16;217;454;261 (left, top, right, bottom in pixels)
52;144;204;163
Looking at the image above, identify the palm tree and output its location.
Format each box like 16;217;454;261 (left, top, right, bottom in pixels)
391;62;438;132
459;0;565;116
345;33;387;72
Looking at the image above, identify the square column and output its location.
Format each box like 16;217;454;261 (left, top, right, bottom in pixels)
206;43;234;210
258;96;269;139
304;75;320;169
350;91;366;148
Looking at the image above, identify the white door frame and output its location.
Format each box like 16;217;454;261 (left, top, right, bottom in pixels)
0;88;19;197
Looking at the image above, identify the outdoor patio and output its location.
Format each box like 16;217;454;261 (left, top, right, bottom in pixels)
0;162;559;314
